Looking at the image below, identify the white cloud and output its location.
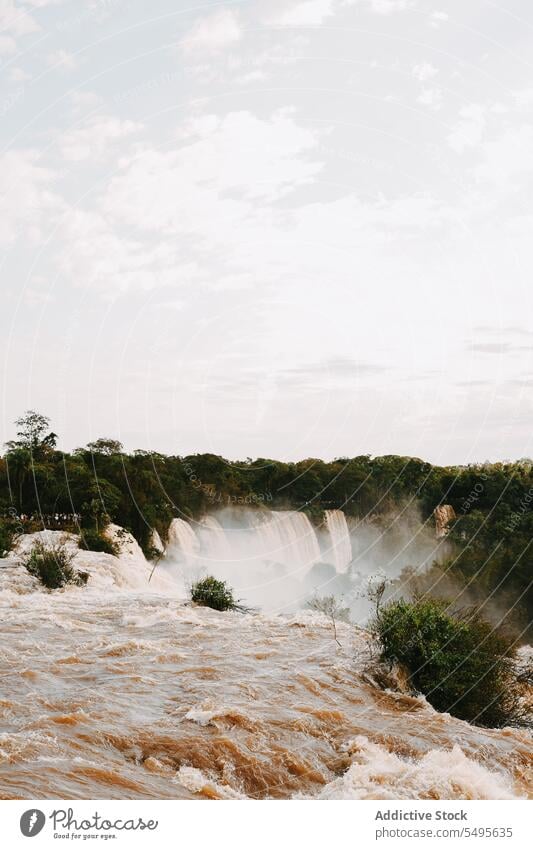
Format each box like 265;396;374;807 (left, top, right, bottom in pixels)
23;0;65;6
272;0;413;25
8;65;31;81
49;111;323;295
429;10;448;28
369;0;413;13
417;87;442;110
0;0;38;36
275;0;335;26
46;48;78;70
513;88;533;109
58;209;200;295
412;62;438;82
59;115;142;161
475;125;533;185
0;35;15;54
69;90;103;112
0;150;62;246
0;0;39;53
448;104;486;153
181;9;242;55
104;110;322;230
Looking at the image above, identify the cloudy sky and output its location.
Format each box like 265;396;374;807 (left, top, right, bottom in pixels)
1;0;533;463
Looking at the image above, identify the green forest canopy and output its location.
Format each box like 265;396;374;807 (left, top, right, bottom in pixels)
1;411;531;632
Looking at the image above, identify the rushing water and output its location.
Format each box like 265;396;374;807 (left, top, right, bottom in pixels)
160;508;441;615
324;510;353;573
1;527;531;800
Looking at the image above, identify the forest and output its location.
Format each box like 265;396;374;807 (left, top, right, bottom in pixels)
1;411;531;634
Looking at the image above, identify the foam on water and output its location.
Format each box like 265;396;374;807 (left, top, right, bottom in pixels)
314;736;519;800
1;525;531;800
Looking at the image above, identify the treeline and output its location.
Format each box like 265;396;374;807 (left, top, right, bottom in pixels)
0;412;532;631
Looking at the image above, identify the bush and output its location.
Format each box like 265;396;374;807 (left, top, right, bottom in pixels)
79;528;118;555
0;519;15;557
190;576;246;612
372;597;528;728
23;541;88;589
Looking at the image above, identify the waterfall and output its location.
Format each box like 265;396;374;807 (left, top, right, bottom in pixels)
164;510;322;610
250;510;321;570
198;515;231;561
168;518;200;564
324;510;352;573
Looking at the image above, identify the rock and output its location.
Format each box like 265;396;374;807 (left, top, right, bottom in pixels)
434;505;456;539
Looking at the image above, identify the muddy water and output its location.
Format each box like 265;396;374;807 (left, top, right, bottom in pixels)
1;578;531;800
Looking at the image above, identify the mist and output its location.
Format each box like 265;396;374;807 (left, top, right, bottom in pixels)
159;506;447;620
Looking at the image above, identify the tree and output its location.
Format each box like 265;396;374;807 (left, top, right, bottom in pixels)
371;597;529;728
4;411;57;513
84;438;124;456
4;447;32;511
6;410;57;455
306;594;350;646
82;497;108;533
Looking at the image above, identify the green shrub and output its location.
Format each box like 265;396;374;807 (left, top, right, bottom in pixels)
79;528;118;556
372;597;528;728
23;541;88;589
0;519;15;557
190;576;246;612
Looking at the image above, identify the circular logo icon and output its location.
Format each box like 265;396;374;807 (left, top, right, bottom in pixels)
20;810;46;837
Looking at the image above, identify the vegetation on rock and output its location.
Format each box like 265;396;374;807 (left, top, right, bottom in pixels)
190;576;246;612
372;597;530;728
22;541;88;590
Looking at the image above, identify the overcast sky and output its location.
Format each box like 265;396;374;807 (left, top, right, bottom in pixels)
1;0;533;464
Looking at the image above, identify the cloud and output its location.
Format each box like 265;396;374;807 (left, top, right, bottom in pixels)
52;110;323;294
46;49;78;70
8;65;31;81
0;149;62;246
103;110;322;229
286;357;389;379
0;0;38;35
469;342;513;354
473;325;533;339
412;62;438;82
69;90;103;112
0;0;39;54
469;341;533;355
181;9;242;55
448;104;486;153
429;10;448;28
513;88;533;109
369;0;413;13
58;208;204;295
275;0;336;26
474;125;533;185
417;87;442;110
272;0;413;25
59;115;142;161
0;35;16;55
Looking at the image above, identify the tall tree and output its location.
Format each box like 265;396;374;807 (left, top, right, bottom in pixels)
5;410;57;456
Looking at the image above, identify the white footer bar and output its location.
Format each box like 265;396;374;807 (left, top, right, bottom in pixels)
2;799;530;848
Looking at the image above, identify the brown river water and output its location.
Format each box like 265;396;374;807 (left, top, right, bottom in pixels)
0;531;532;800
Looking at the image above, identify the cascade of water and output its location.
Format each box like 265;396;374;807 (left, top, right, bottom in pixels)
324;509;352;573
198;515;232;561
250;510;321;570
167;518;200;564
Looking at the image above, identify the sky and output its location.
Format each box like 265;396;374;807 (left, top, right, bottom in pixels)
1;0;533;464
